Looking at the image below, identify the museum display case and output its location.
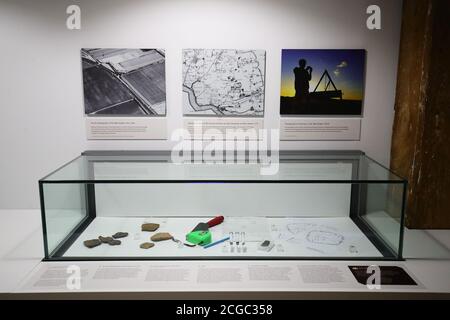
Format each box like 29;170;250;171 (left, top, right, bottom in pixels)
39;150;406;261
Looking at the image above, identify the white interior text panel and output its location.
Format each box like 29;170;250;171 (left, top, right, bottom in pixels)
183;117;264;140
280;118;361;141
86;117;167;140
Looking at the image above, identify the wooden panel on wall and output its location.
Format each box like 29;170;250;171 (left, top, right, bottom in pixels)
390;0;450;229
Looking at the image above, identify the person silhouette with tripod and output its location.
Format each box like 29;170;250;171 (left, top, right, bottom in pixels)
294;59;313;101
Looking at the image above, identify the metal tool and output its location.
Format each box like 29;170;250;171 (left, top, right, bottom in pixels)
172;238;196;248
203;236;230;249
235;232;241;253
229;232;234;253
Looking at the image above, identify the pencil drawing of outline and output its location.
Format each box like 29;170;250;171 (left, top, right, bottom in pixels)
306;230;344;246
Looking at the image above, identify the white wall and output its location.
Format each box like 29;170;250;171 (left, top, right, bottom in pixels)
0;0;403;209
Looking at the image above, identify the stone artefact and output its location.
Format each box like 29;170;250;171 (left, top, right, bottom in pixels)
140;242;155;249
141;223;160;232
112;232;128;239
108;239;121;246
150;232;173;242
98;236;113;243
84;239;101;248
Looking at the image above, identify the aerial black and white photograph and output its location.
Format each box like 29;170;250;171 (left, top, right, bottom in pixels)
81;48;166;116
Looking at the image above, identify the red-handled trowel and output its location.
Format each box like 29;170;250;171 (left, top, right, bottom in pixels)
186;216;224;246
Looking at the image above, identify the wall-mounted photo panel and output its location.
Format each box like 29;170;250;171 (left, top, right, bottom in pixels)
81;48;166;116
182;49;266;117
81;48;167;140
280;49;365;117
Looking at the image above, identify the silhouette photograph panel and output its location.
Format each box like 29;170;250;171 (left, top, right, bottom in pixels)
81;48;166;116
280;49;365;116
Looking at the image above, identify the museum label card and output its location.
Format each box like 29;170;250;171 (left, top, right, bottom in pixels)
86;117;167;140
280;118;361;141
183;117;264;140
349;266;418;286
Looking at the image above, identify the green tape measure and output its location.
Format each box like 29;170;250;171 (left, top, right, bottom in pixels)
186;230;212;246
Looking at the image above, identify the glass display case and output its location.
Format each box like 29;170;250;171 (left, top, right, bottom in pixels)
39;150;407;261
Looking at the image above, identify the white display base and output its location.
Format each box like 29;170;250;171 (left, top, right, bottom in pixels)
63;216;382;258
3;210;450;297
